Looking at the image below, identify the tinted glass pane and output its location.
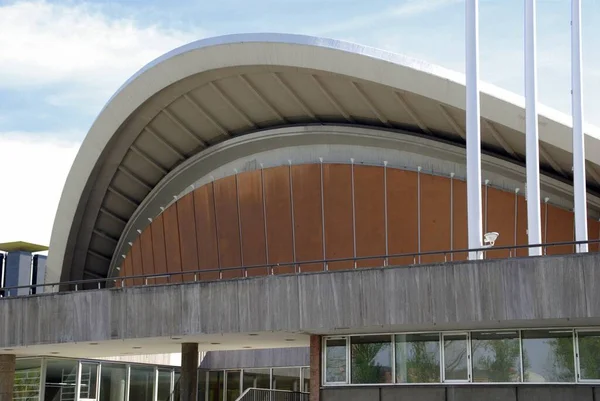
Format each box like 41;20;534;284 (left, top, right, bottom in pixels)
579;331;600;380
351;335;392;384
80;363;98;399
325;338;347;383
443;334;468;381
301;367;310;393
44;359;78;401
157;370;172;401
243;368;270;390
472;331;520;382
207;371;223;401
98;363;127;401
129;366;155;401
13;358;41;401
522;330;575;382
272;368;300;391
225;370;240;401
395;333;440;383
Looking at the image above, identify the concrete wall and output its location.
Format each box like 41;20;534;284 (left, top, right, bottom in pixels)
321;385;600;401
3;253;600;349
200;347;309;369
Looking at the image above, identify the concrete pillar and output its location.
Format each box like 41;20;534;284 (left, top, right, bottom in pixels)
180;343;198;401
0;354;16;401
309;335;321;401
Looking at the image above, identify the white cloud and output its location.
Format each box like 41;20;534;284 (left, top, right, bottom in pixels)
0;133;80;246
0;0;206;111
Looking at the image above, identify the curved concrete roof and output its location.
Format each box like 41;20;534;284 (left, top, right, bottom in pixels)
48;33;600;283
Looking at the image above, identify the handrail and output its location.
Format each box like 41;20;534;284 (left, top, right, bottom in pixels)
235;388;309;401
1;238;599;297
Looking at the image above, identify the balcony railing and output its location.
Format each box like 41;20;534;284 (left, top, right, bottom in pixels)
1;239;599;298
235;388;309;401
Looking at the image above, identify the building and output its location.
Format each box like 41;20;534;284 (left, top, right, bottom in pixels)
2;33;600;401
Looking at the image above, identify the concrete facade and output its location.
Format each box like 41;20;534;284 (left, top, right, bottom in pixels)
0;354;15;401
2;252;600;352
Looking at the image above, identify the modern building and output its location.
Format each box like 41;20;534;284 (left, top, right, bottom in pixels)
2;33;600;401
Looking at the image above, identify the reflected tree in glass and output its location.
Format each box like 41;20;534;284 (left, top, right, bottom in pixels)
522;330;575;382
578;332;600;380
325;339;347;383
443;335;469;381
472;332;520;382
351;336;392;384
395;334;440;383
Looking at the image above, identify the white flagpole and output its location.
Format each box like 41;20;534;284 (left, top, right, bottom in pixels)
525;0;543;256
466;0;483;259
572;0;588;252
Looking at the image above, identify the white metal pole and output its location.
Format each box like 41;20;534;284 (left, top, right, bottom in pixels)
572;0;588;252
525;0;543;256
466;0;483;260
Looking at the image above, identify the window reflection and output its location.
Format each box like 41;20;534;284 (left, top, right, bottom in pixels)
471;331;520;382
395;333;440;383
301;367;310;393
272;367;300;391
207;371;223;401
578;331;600;380
98;363;127;401
522;330;575;382
243;368;270;390
350;335;392;384
225;370;240;401
44;359;78;401
13;358;42;401
128;366;154;401
443;334;468;381
325;338;347;383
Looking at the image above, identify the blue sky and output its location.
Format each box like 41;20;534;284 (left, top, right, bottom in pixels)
0;0;599;244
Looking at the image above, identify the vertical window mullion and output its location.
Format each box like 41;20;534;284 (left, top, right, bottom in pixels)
391;334;396;384
519;330;524;382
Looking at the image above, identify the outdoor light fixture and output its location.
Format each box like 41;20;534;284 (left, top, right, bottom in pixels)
483;232;499;248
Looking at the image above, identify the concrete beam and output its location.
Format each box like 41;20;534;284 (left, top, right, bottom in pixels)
2;253;600;351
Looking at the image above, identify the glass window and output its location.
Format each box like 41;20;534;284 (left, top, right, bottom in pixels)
272;368;300;391
98;363;127;401
243;368;271;390
443;333;469;381
44;358;78;401
129;366;155;401
325;338;347;383
522;330;575;382
157;369;172;401
578;331;600;380
395;333;441;383
13;358;42;401
471;331;521;382
207;371;223;401
79;363;99;400
301;367;310;393
350;335;392;384
225;370;241;401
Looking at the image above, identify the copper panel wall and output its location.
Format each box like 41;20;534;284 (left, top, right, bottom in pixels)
420;174;451;264
323;164;354;270
237;170;267;277
213;175;243;279
486;187;517;259
387;169;418;266
193;184;220;281
264;166;295;274
121;163;591;285
452;179;468;261
291;164;324;273
354;165;385;268
177;193;199;281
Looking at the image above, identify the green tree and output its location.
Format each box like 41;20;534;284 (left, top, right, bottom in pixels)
351;343;387;383
475;339;520;382
405;342;440;382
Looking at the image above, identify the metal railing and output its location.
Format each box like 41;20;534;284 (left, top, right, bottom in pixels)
235;388;309;401
1;238;599;298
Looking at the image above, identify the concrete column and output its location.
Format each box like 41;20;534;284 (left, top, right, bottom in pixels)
309;335;321;401
180;343;198;401
0;354;16;401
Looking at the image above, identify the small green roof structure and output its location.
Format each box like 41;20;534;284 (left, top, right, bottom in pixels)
0;241;49;253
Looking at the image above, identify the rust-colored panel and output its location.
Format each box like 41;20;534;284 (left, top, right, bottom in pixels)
121;249;133;287
452;179;468;261
515;194;528;257
292;164;324;273
387;169;418;266
546;204;575;255
485;187;517;259
151;214;168;284
588;218;600;252
214;175;243;279
131;239;143;286
323;164;354;270
354;165;385;267
420;174;451;263
264;166;295;274
194;183;220;281
177;192;199;282
238;170;267;277
163;203;183;282
139;226;155;277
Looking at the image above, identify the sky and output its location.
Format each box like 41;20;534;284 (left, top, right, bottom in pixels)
0;0;599;246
